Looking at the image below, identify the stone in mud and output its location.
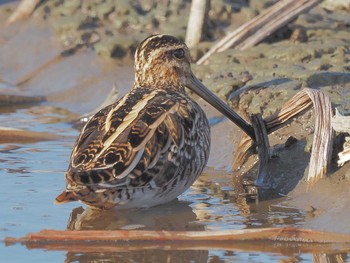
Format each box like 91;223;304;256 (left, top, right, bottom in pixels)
285;136;298;148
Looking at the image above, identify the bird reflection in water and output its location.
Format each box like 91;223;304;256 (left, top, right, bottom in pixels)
64;200;208;263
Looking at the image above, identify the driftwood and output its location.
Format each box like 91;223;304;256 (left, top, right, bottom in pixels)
196;0;320;65
5;227;350;253
233;88;334;188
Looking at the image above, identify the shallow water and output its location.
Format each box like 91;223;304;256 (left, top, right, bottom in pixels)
1;102;349;262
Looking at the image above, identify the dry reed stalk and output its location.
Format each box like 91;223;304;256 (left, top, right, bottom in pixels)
196;0;320;65
233;88;334;187
264;90;313;132
185;0;209;48
302;88;333;187
231;135;254;171
236;0;320;50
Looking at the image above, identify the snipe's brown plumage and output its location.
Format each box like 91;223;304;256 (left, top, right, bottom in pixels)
55;34;255;210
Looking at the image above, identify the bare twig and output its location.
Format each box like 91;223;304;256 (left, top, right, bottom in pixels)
196;0;320;65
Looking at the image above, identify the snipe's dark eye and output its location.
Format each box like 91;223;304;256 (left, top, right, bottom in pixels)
173;48;185;59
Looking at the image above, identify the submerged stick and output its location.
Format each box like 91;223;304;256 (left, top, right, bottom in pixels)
197;0;320;65
0;126;61;143
5;227;350;248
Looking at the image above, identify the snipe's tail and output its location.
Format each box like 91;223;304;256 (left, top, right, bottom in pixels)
54;190;79;204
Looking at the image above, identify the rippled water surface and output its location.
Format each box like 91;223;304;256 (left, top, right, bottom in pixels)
0;103;348;263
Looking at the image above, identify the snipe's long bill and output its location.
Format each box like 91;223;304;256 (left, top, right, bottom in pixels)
55;34;255;210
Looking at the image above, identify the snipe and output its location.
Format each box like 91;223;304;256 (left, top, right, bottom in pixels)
55;34;255;210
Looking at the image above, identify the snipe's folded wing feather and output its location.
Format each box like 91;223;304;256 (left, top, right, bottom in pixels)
66;89;188;188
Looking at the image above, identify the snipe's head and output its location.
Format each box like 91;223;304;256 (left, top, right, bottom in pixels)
134;34;256;141
134;34;192;90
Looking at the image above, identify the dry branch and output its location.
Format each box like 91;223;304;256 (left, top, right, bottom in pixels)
233;88;334;188
196;0;320;65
